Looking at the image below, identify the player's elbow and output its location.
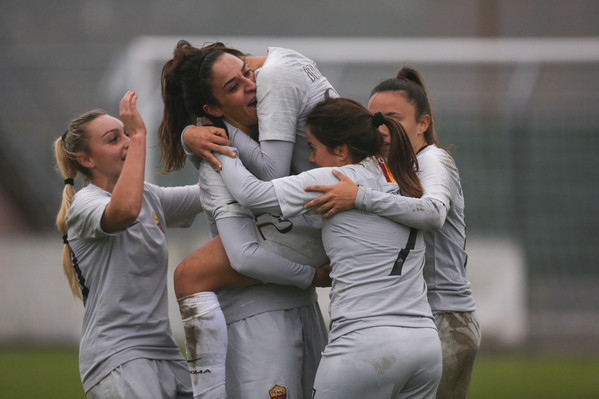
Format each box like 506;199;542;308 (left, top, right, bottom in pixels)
234;196;253;209
422;198;447;231
427;217;444;231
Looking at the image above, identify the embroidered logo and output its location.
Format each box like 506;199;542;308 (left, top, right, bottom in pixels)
153;212;164;232
269;384;287;399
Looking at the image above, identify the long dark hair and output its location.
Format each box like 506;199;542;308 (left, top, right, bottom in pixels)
158;40;245;172
307;97;423;198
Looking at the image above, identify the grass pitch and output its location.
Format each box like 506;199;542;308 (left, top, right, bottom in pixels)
1;347;598;398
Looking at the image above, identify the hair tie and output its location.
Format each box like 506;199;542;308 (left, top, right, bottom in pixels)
64;178;74;186
62;234;69;244
372;112;385;128
61;130;68;141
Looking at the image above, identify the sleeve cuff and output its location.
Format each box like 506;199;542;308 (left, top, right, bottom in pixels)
355;186;371;212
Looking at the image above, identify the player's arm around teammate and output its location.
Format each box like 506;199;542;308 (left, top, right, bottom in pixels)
215;97;442;399
303;67;481;399
159;40;334;399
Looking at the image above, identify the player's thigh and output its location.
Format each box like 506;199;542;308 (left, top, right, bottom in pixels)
313;327;441;399
434;311;481;399
166;359;194;399
87;358;192;399
226;309;304;399
174;236;255;297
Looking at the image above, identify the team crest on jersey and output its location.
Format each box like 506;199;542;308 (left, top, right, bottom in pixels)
269;384;287;398
153;212;164;232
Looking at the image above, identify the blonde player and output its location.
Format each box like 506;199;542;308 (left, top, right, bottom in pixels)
54;91;201;398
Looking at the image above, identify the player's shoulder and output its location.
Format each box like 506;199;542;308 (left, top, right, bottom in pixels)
418;145;455;167
68;184;110;225
265;47;309;64
71;184;108;206
260;48;311;77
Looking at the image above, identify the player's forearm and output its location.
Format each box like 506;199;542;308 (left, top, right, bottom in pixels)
231;133;294;180
356;187;447;231
103;133;146;231
218;218;315;288
217;152;282;213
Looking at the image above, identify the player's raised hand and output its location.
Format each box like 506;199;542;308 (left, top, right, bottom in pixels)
304;169;358;218
119;90;146;138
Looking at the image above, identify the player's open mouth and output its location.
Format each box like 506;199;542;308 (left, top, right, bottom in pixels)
248;99;257;108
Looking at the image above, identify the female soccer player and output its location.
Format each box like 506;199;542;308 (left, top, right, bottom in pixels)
159;40;336;398
215;97;443;399
303;67;481;399
54;90;201;398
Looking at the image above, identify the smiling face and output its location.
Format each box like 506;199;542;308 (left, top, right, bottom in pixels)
77;114;130;184
203;53;258;135
368;90;429;155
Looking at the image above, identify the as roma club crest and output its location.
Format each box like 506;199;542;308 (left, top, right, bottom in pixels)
153;212;164;232
269;384;287;399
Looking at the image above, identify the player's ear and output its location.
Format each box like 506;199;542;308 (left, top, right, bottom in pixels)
333;144;350;163
77;152;94;169
418;114;431;135
203;104;223;118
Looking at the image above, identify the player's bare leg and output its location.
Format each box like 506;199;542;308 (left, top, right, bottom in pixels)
174;237;257;398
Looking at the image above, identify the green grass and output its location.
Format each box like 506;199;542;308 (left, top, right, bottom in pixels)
0;347;85;398
1;348;598;398
469;354;599;399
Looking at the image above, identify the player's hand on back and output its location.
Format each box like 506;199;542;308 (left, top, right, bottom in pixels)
183;125;235;171
311;264;332;288
304;170;358;218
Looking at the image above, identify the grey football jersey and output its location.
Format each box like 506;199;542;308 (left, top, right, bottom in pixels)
231;47;338;177
216;154;436;343
67;183;201;391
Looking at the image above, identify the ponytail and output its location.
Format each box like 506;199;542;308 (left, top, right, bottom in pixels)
54;136;82;301
381;116;423;198
307;97;423;198
54;110;105;301
158;41;198;173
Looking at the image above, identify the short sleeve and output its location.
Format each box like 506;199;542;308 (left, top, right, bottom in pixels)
67;186;112;239
148;183;202;228
256;57;307;143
